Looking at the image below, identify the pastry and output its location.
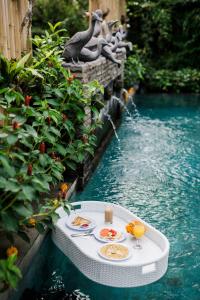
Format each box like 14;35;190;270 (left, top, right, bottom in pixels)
72;216;91;227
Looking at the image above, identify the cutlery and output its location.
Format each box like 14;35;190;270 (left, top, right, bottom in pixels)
71;229;94;237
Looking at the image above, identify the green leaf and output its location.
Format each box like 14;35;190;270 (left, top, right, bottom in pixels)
51;212;59;224
22;185;35;200
0;177;8;189
24;125;38;138
5;91;16;104
1;212;18;232
56;144;66;156
4;180;20;193
35;222;45;234
49;126;61;137
47;99;60;107
54;89;64;98
39;154;49;167
65;161;76;170
7;134;18;145
13;204;32;218
32;177;50;191
0;155;16;177
27;68;44;79
7;253;17;266
16;52;31;69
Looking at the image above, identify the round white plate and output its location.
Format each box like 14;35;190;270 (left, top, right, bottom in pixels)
98;243;132;261
93;226;126;243
65;214;96;231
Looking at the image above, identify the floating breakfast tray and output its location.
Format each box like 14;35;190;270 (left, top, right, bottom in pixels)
52;201;169;288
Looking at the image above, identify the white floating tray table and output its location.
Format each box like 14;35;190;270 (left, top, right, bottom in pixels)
52;201;169;288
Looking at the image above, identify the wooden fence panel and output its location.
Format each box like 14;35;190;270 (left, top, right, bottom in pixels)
89;0;126;22
0;0;31;59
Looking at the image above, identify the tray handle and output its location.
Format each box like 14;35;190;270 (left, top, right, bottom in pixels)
142;263;156;274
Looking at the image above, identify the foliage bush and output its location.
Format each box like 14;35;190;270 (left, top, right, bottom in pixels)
32;0;88;36
126;0;200;93
0;23;103;290
127;0;200;70
147;68;200;93
124;46;146;87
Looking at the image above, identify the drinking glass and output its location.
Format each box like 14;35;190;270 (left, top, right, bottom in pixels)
133;224;145;249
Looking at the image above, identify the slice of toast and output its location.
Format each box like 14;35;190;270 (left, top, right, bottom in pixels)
72;216;91;226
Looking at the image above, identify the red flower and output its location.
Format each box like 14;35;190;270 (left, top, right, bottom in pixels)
67;74;76;84
82;135;88;144
25;95;32;106
39;142;46;154
62;114;68;121
46;116;51;125
62;191;67;199
12;121;20;130
27;164;33;176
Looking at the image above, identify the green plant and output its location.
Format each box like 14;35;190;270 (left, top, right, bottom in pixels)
124;46;146;87
147;68;200;93
0;254;22;292
32;0;88;36
0;23;103;291
127;0;200;92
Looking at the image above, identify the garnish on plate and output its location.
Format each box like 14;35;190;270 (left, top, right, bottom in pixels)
99;228;122;241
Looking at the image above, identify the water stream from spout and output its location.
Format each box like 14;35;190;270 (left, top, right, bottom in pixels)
112;95;133;118
103;111;120;145
129;96;140;118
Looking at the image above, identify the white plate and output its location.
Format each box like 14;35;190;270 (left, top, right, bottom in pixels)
94;226;126;243
98;243;132;261
66;214;96;231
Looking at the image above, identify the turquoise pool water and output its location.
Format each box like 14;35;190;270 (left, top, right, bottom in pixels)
20;95;200;300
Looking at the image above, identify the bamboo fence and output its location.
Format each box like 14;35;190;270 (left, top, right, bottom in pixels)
89;0;126;21
0;0;32;59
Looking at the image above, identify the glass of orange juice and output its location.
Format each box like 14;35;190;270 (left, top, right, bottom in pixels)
133;224;145;249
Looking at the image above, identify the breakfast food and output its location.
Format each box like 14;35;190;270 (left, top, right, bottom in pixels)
72;216;91;228
99;228;122;241
126;220;146;236
100;243;129;260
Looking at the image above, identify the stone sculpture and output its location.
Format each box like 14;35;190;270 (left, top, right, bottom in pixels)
61;8;128;66
116;26;132;52
93;9;103;37
84;9;103;50
101;44;121;66
105;21;119;43
79;38;108;62
62;12;102;63
109;31;121;52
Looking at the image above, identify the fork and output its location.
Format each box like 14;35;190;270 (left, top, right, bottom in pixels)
71;229;94;237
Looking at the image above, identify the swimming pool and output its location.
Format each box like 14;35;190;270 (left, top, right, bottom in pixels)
20;94;200;300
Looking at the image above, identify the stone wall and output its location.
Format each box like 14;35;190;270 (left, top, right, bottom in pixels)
62;50;126;86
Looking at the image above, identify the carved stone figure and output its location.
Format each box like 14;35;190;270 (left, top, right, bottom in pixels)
84;9;103;51
79;38;108;62
93;9;103;37
109;31;121;52
101;44;121;66
62;12;102;63
105;21;119;43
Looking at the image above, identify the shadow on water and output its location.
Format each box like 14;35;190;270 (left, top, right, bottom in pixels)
15;94;200;300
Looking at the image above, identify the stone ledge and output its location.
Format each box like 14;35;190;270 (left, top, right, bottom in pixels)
62;49;126;86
